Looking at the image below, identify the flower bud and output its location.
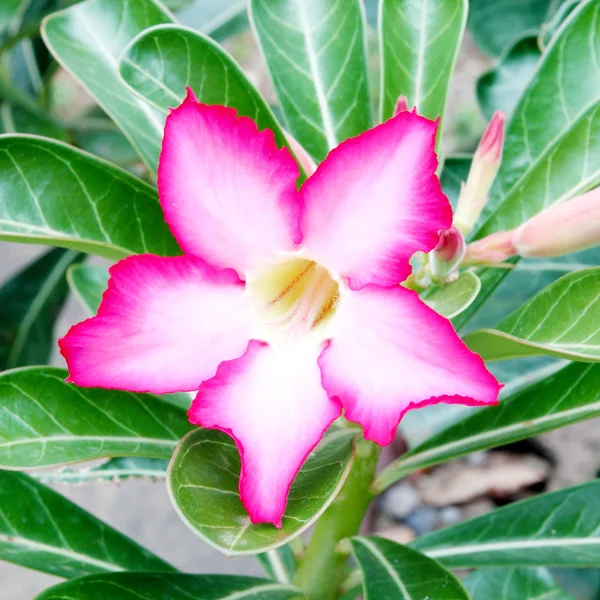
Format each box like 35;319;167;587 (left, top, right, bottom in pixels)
513;187;600;258
284;131;316;176
453;111;505;235
394;95;410;116
462;230;516;265
429;226;466;277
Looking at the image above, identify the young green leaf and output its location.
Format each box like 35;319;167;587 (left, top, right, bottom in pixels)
0;366;193;468
119;24;289;151
249;0;372;161
0;470;173;577
461;0;600;326
375;361;600;490
41;0;174;170
411;481;600;567
32;457;169;485
464;567;574;599
477;36;542;120
351;536;469;599
421;271;481;320
67;264;109;315
0;135;179;259
0;248;83;370
379;0;467;134
168;428;356;556
35;573;301;600
464;268;600;362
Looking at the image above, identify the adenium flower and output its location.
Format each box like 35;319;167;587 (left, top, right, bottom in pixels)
59;89;501;527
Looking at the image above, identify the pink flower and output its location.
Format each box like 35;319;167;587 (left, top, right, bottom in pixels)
59;90;501;527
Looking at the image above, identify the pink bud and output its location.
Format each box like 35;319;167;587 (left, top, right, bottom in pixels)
513;187;600;258
284;131;316;177
429;226;466;277
454;111;505;234
463;230;517;265
394;95;410;116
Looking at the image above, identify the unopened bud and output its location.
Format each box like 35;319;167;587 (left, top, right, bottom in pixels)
463;230;516;265
513;187;600;258
394;95;410;116
284;131;316;177
454;111;505;235
429;226;466;277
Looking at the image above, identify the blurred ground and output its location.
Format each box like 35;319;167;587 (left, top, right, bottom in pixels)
1;29;599;600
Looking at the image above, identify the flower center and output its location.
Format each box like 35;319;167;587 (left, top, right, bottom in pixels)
247;257;340;346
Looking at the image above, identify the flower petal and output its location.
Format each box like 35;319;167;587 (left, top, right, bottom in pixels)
59;255;253;394
299;112;452;289
319;285;501;445
188;340;342;527
158;90;301;277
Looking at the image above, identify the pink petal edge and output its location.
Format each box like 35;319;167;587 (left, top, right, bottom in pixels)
59;254;253;394
158;89;302;279
188;340;342;527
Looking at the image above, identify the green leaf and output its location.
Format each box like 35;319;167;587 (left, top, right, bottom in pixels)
41;0;174;170
177;0;249;41
440;155;471;207
66;264;108;315
464;268;600;362
461;0;600;328
464;567;574;599
168;428;356;555
541;0;582;48
35;573;301;600
477;36;542;120
374;361;600;490
379;0;467;135
421;271;481;319
0;135;179;259
0;103;67;141
478;0;600;236
351;536;469;599
0;366;193;468
411;481;600;567
0;470;173;577
257;546;297;584
32;457;169;485
468;0;553;56
0;248;82;370
249;0;372;161
71;120;140;168
118;24;289;152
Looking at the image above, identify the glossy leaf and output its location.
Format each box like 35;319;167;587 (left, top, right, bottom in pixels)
351;536;469;599
168;428;356;555
478;0;600;236
421;271;481;319
71;121;140;168
35;573;301;600
0;135;179;259
464;567;574;600
250;0;371;161
477;36;542;120
0;248;82;371
119;24;289;151
375;361;600;490
257;546;297;584
0;366;193;469
0;103;67;141
440;155;471;207
412;481;600;567
379;0;467;134
541;0;582;48
42;0;174;170
66;264;109;315
469;0;554;56
0;470;173;577
33;457;169;485
177;0;249;41
464;268;600;362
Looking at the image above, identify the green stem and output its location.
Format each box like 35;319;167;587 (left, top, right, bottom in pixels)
293;438;380;600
